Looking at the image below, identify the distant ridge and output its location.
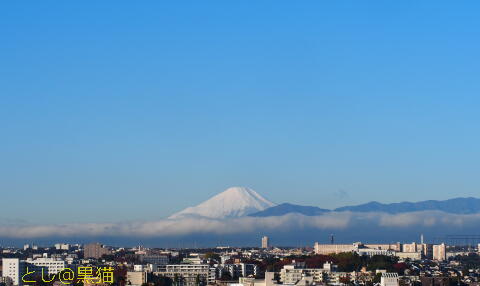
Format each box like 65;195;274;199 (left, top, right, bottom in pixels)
168;187;480;219
248;197;480;217
249;203;330;217
334;197;480;214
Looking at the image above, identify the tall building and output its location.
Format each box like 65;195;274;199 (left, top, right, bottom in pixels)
261;236;269;249
422;244;433;259
84;243;111;259
2;258;24;286
433;243;446;261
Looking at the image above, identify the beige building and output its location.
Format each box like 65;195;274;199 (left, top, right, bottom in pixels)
433;243;446;261
402;242;419;253
261;236;270;249
314;243;357;255
127;272;147;286
365;243;401;251
395;252;422;260
84;243;111;259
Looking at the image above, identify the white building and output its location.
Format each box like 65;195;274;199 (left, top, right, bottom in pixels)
2;258;24;286
155;264;216;286
134;265;144;272
1;256;65;286
315;242;405;256
182;256;205;265
222;263;259;278
25;257;66;275
357;248;395;257
380;273;399;286
279;262;338;285
314;243;357;255
54;243;70;250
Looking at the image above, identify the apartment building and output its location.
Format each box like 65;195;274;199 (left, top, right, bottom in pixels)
222;263;259;278
381;273;399;286
84;243;111;259
2;258;24;286
25;257;66;274
261;236;269;249
155;264;216;286
280;262;339;285
314;243;358;255
126;271;147;286
433;243;447;261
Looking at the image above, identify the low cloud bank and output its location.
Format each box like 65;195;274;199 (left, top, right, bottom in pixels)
1;211;480;238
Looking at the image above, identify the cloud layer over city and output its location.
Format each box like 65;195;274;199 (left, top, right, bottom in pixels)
1;211;479;239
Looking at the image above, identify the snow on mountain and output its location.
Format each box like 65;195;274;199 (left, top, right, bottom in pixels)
168;187;276;219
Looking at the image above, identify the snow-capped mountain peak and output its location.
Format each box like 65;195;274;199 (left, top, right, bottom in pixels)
168;187;276;219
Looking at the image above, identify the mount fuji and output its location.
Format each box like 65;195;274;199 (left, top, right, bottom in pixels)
168;187;480;221
168;187;276;219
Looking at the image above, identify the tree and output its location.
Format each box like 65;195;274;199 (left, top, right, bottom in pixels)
195;275;200;286
373;273;382;284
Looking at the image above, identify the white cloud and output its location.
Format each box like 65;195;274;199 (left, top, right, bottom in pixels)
1;211;480;238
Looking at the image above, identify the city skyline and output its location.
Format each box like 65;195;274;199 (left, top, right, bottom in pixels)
2;239;475;286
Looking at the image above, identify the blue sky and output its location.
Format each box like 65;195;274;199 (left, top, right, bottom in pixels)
1;1;480;225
